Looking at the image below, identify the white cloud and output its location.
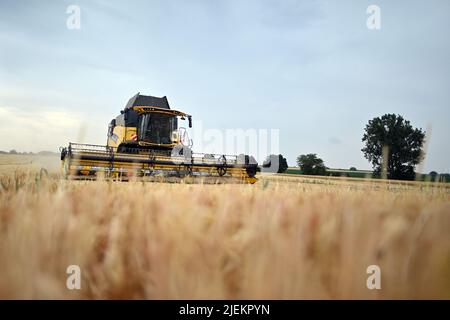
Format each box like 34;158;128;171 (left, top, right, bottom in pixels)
0;106;104;152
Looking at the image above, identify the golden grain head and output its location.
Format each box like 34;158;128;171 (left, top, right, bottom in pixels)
0;155;449;299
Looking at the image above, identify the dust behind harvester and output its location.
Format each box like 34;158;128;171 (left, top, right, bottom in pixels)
60;93;258;183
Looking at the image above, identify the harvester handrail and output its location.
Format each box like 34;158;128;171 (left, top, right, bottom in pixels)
67;143;242;162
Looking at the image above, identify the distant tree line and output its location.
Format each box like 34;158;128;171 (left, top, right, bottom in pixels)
296;154;326;175
0;150;58;156
270;113;445;182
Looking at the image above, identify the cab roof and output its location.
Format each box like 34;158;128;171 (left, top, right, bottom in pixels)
125;93;171;110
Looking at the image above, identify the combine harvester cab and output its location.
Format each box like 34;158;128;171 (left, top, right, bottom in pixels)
60;93;258;184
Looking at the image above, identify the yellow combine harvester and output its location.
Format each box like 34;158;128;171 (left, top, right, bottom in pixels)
60;93;258;183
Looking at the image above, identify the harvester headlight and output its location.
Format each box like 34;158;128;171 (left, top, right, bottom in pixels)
172;131;179;143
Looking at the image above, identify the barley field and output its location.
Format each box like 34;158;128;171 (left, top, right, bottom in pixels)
0;154;449;299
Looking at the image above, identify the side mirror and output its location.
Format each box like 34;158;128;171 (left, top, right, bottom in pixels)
108;119;116;136
188;116;192;128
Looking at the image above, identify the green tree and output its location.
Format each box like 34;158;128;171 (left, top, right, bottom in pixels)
262;154;288;173
349;167;357;171
362;114;425;180
429;171;438;180
296;154;326;175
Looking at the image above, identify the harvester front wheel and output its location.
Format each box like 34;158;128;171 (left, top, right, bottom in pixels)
217;155;227;176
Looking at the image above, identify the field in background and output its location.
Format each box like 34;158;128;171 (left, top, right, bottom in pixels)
0;154;60;175
285;167;450;182
0;154;449;299
285;167;373;179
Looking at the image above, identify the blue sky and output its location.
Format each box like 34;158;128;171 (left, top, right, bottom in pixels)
0;0;449;172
